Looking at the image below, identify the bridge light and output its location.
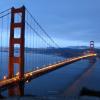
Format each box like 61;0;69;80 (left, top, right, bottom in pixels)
26;80;29;83
30;73;32;76
16;72;19;76
26;74;28;77
3;75;7;79
14;78;17;81
94;54;97;56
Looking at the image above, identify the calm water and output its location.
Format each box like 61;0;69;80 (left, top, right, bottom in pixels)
0;52;99;99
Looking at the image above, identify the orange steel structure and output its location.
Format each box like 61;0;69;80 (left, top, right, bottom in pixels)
8;6;25;96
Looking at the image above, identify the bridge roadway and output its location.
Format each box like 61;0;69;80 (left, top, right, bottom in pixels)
0;53;97;92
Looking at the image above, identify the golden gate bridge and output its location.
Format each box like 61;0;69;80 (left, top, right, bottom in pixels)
0;6;97;97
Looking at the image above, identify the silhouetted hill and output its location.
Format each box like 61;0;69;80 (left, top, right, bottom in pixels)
0;46;99;58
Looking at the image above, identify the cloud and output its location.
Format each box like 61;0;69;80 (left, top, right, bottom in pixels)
0;0;100;47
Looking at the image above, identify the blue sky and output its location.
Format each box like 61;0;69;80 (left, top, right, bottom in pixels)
0;0;100;47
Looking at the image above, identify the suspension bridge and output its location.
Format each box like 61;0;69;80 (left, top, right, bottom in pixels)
0;6;97;97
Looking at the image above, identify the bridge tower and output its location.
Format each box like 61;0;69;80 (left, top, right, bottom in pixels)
8;6;25;96
90;41;94;53
89;41;95;63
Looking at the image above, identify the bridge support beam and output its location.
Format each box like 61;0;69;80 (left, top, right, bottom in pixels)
8;6;25;96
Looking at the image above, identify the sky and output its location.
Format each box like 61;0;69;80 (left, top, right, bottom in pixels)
0;0;100;47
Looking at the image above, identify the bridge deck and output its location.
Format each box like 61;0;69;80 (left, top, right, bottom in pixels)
0;53;97;92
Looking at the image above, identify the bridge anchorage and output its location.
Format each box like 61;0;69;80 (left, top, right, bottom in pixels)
0;6;97;98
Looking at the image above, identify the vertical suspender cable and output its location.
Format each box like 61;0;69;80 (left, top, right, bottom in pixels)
7;14;9;75
33;25;35;69
25;21;27;71
29;17;32;69
1;17;3;66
